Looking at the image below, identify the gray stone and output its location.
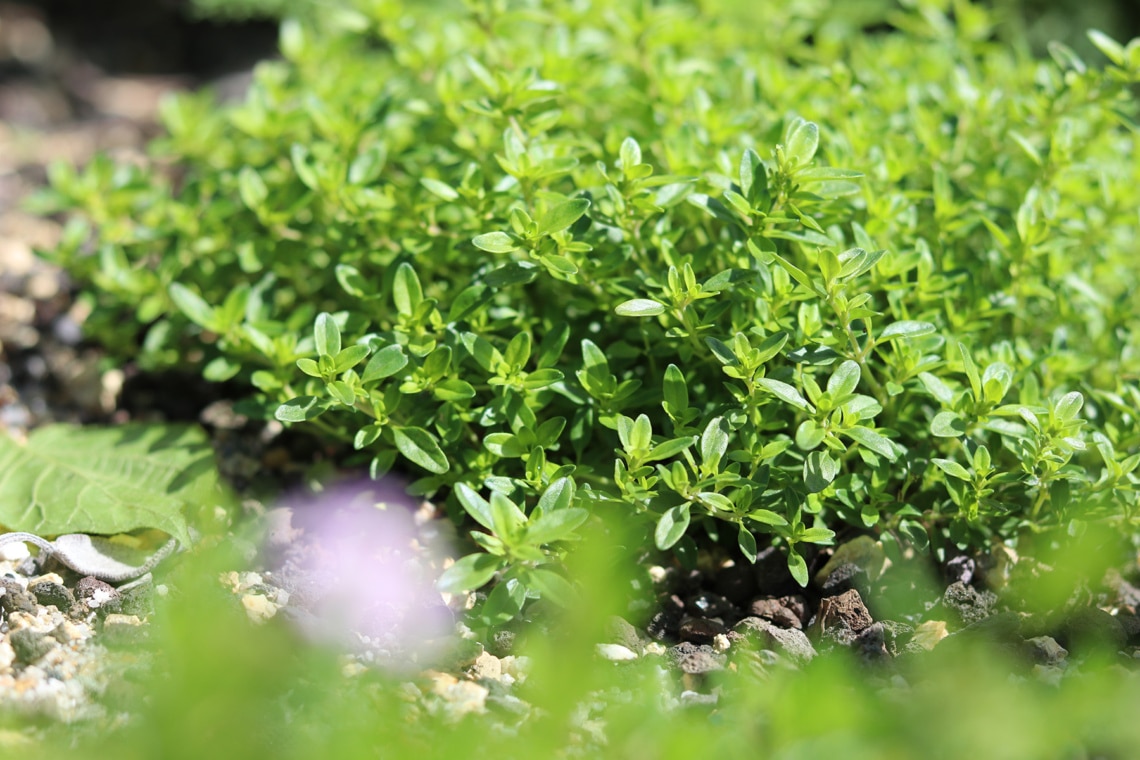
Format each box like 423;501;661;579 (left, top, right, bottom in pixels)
29;580;75;613
942;581;997;627
734;616;817;665
10;628;54;664
74;576;121;617
1024;636;1068;666
678;615;728;645
816;588;874;634
748;596;804;629
605;616;642;651
0;578;37;616
667;642;726;674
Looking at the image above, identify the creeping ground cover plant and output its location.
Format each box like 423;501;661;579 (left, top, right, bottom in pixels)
33;0;1140;623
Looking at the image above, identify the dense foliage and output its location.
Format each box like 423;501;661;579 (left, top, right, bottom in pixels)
36;0;1140;620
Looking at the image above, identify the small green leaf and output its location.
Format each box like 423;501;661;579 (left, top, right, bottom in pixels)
434;378;476;401
472;231;519;253
420;177;459;200
842;426;899;460
878;321;936;342
537;198;590;236
785;118;819;166
798;526;836;544
437;553;503;593
748;509;788;526
615;298;667;317
535;477;575;517
700;417;729;471
738;525;758;563
327;380;355;406
803;450;840;493
827;360;861;398
391;426;450;474
787;549;809;587
335;264;371;298
620;136;642;170
169;284;218;331
1054;391;1084;423
362;345;408;383
334;344;370;373
931;411;967;438
655;504;691;550
663;364;689;414
455;483;494;530
314;312;341;357
392;262;423;317
933;458;972;481
296;358;322;378
526;569;576;608
489;491;526;537
645;436;696;463
275;396;327;422
756;378;812;411
525;508;588;545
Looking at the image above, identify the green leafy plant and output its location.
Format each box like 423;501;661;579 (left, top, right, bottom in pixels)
34;0;1140;618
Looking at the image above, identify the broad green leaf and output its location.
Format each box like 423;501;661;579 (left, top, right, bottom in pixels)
437;552;503;593
485;261;539;287
0;423;226;544
655;504;691;550
615;298;666;317
391;426;450;474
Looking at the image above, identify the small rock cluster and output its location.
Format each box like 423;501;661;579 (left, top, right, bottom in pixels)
0;542;155;721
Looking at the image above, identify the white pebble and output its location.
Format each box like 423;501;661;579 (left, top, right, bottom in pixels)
596;643;638;661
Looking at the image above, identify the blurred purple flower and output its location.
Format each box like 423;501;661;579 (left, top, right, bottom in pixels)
270;478;454;669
